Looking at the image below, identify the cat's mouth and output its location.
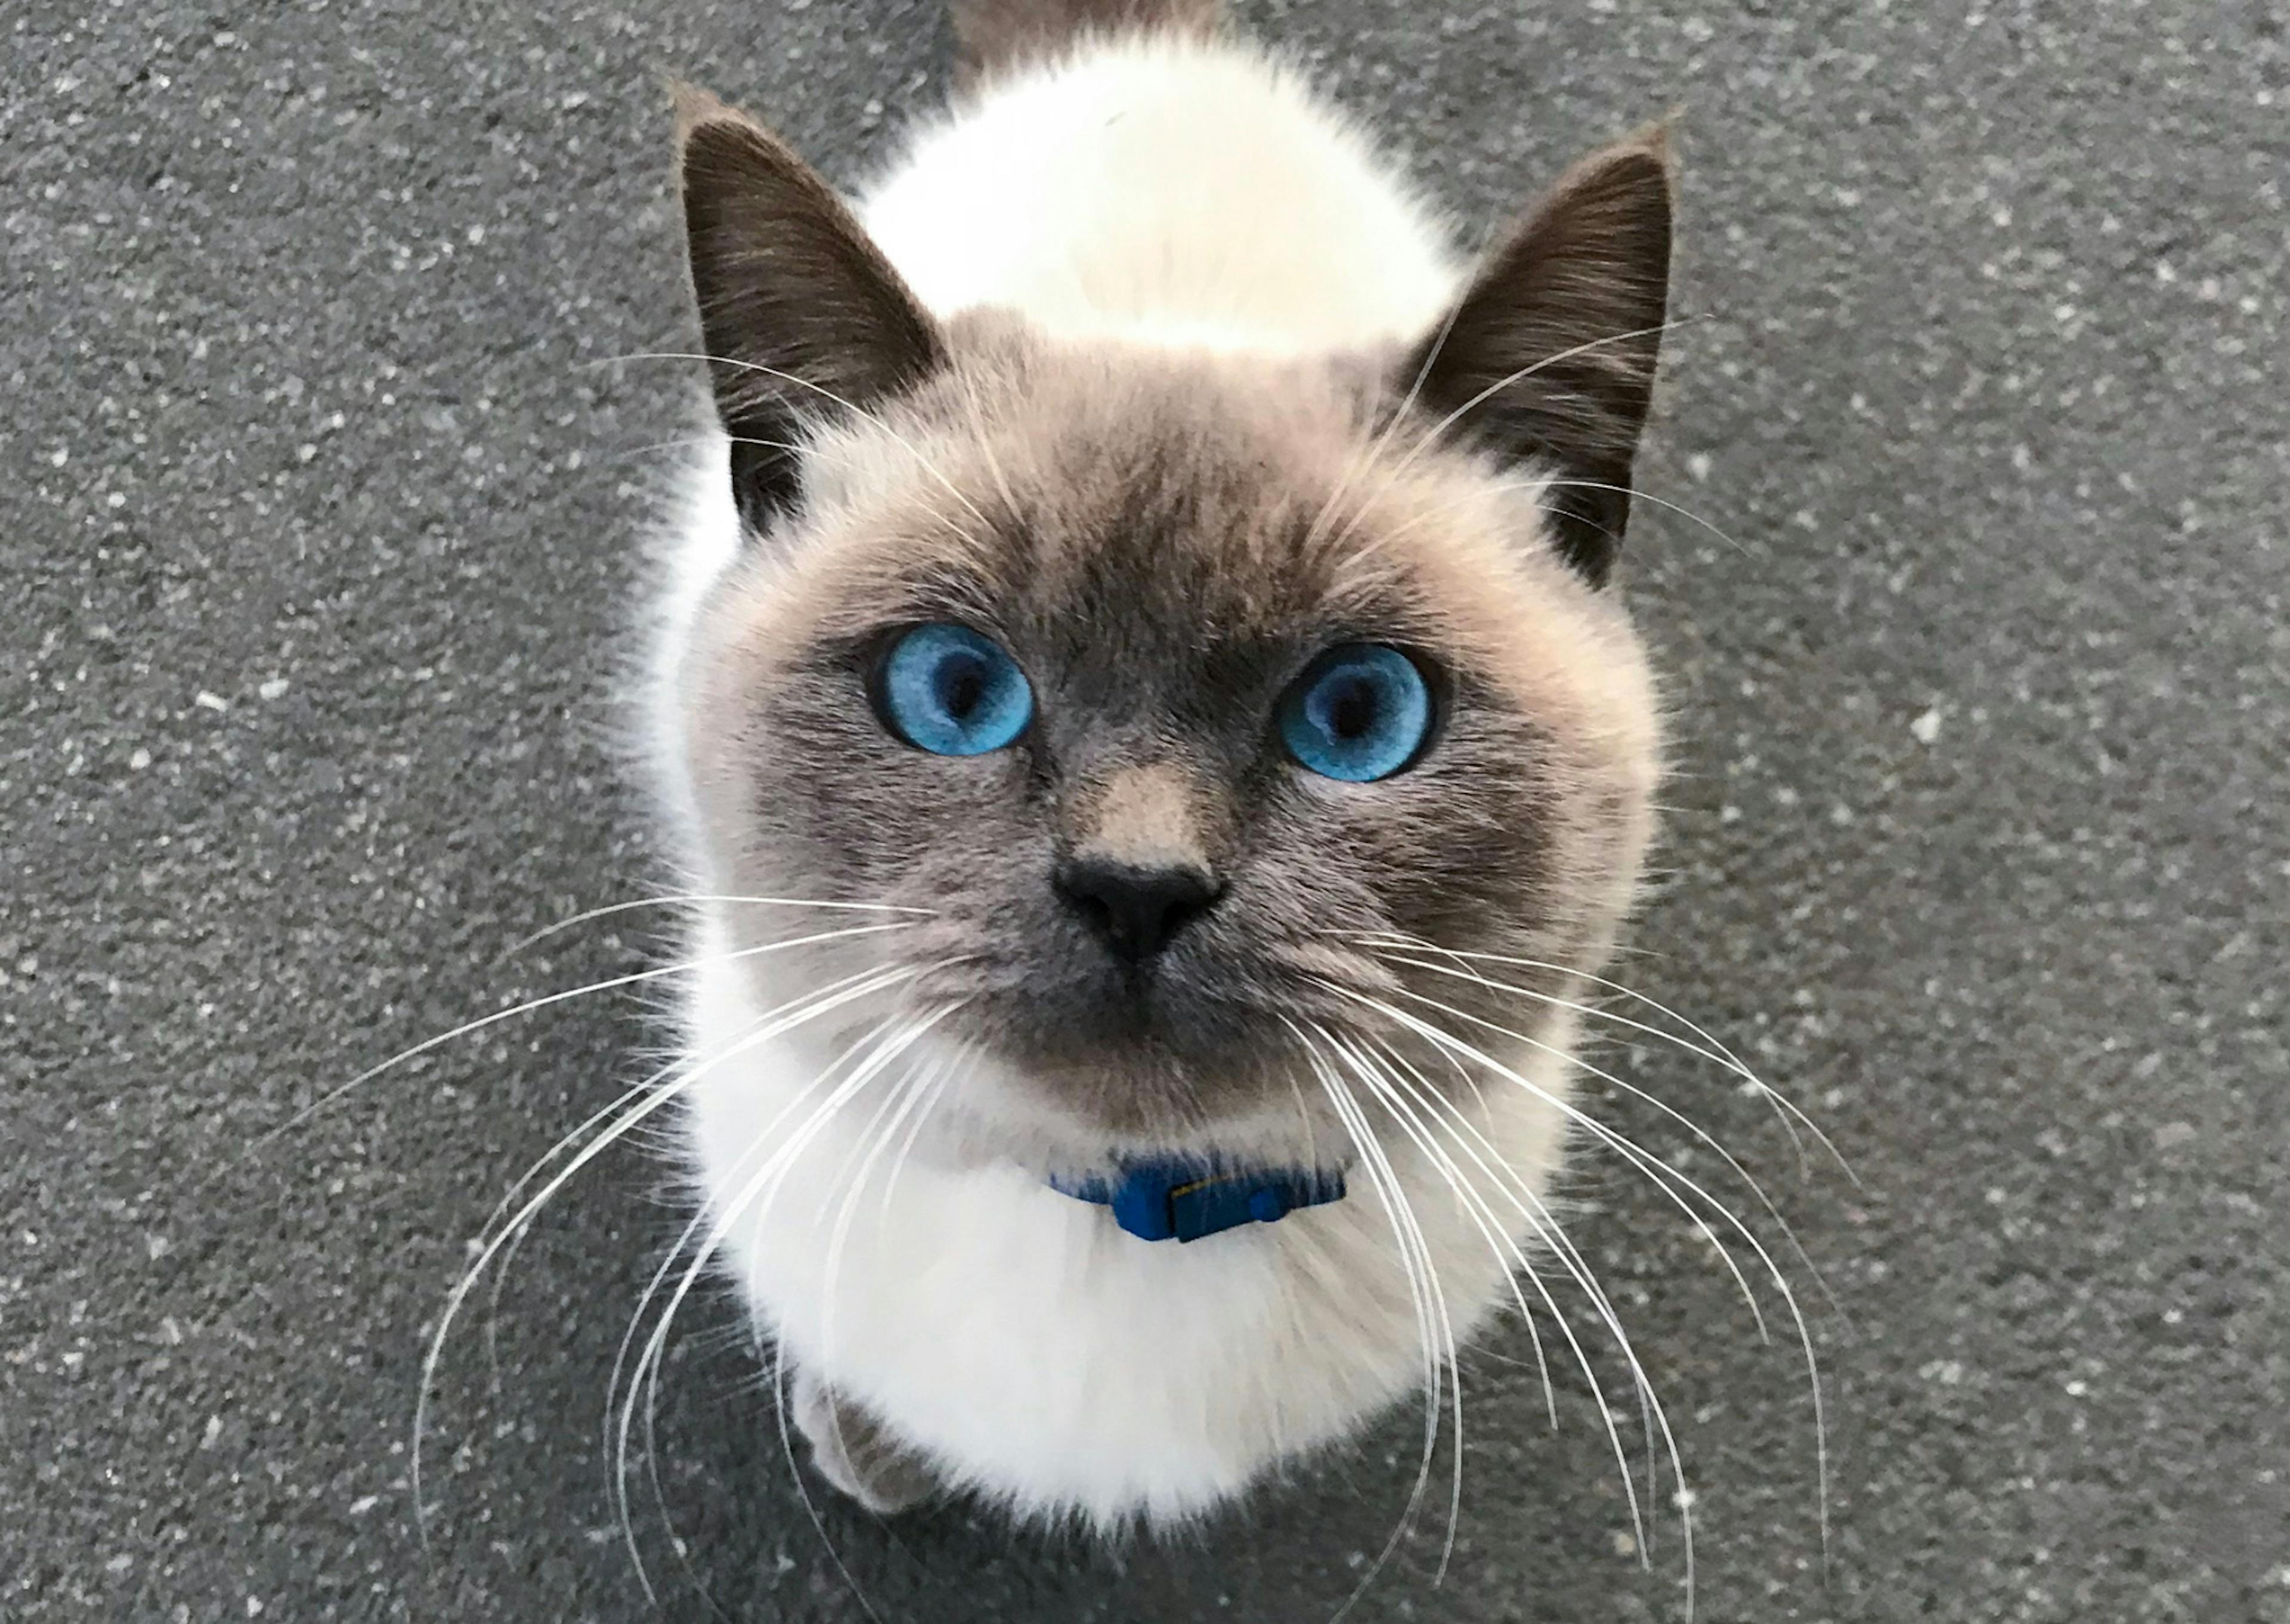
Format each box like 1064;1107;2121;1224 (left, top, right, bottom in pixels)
896;921;1403;1069
908;1006;1352;1167
844;912;1428;1145
921;950;1339;1055
961;972;1265;1061
900;955;1370;1144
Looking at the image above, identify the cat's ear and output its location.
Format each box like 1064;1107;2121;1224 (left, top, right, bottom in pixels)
674;85;948;532
1404;132;1673;586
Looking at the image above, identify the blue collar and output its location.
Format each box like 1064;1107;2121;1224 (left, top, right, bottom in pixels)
1050;1156;1347;1243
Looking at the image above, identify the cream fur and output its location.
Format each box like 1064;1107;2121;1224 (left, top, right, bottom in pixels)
649;33;1605;1525
861;38;1463;353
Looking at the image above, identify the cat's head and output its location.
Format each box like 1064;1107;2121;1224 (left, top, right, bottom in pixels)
668;89;1670;1158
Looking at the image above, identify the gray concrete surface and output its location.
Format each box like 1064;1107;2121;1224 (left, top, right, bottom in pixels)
5;1;2286;1620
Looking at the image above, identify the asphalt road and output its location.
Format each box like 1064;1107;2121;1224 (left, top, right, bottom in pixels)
6;1;2286;1620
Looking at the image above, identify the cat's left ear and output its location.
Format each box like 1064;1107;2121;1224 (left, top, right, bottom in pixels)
1403;131;1674;587
674;85;948;533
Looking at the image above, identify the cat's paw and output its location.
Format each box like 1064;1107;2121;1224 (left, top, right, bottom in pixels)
791;1366;939;1515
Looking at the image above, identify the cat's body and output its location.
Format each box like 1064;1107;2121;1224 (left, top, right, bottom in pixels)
646;0;1670;1525
864;36;1457;353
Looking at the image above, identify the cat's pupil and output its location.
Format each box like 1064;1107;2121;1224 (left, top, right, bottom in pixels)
1329;679;1377;740
942;661;985;721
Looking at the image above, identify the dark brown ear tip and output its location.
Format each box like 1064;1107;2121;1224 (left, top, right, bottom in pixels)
670;82;798;172
1589;130;1677;195
1547;136;1675;253
669;80;737;142
1629;117;1678;159
673;97;824;214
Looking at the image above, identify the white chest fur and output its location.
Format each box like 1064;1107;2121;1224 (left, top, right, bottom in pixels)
675;922;1573;1523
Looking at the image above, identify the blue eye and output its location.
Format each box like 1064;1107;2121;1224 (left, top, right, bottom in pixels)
875;623;1034;756
1279;643;1434;782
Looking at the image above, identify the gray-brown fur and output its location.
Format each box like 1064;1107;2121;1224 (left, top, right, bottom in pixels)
950;0;1223;91
672;92;1664;1149
677;337;1658;1141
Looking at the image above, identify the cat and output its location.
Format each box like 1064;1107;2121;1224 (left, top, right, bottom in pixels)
641;0;1674;1529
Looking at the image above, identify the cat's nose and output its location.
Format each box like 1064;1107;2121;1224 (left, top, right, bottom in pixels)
1053;857;1224;964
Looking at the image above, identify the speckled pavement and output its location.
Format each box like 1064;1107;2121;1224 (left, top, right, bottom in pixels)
5;2;2286;1620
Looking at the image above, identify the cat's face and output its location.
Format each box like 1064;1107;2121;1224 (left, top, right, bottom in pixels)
671;92;1670;1152
681;323;1659;1142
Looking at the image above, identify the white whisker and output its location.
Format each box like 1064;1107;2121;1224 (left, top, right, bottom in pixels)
955;365;1024;520
1290;1024;1448;1622
1335;983;1825;1571
1354;1036;1678;1569
1397;318;1700;475
1364;1031;1672;1567
1361;988;1775;1335
810;1019;965;1486
1315;1030;1468;1583
619;1009;928;1606
606;1005;912;1597
1369;956;1840;1320
876;1037;971;1225
1364;1034;1556;1431
767;1341;890;1624
605;429;858;472
1332;1015;1697;1610
482;965;904;1378
413;962;921;1547
503;893;937;957
599;351;992;531
1374;960;1846;1364
1521;476;1753;558
1297;286;1469;559
261;919;917;1151
480;999;809;1394
1350;932;1853;1183
620;1003;962;1606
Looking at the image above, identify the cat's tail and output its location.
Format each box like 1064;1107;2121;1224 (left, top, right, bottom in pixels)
949;0;1224;91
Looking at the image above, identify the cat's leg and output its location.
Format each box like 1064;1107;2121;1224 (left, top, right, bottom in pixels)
790;1365;939;1514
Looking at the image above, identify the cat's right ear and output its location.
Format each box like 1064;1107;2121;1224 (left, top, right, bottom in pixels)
674;85;948;533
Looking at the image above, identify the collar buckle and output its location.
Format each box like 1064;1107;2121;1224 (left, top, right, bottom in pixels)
1051;1157;1347;1242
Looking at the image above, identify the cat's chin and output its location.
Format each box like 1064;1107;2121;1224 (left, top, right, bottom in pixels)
920;956;1353;1067
906;1025;1343;1178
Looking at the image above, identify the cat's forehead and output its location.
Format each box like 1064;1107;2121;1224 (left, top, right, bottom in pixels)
812;333;1472;658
